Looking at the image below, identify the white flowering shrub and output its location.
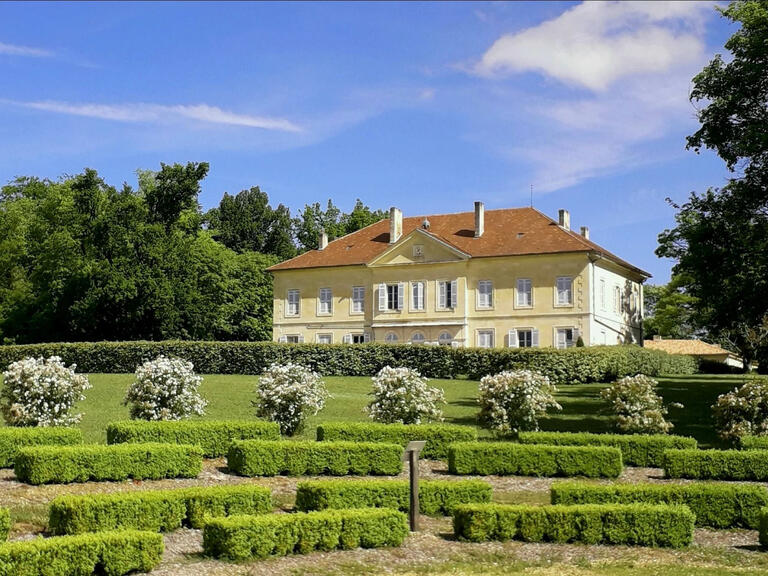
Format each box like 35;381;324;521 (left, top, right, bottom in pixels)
0;356;91;427
478;369;561;436
712;378;768;442
253;363;329;435
366;366;445;424
124;355;207;421
600;374;679;434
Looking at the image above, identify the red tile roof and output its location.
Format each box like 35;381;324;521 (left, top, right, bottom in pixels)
269;207;650;276
644;339;735;357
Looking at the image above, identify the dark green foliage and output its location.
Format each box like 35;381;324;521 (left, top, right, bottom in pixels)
551;480;768;529
202;508;408;561
738;435;768;450
760;508;768;548
294;479;491;516
106;420;280;457
317;422;477;460
0;427;82;468
518;431;697;467
447;442;623;478
13;442;203;485
452;503;694;548
227;440;402;477
0;341;697;382
664;448;768;480
48;484;273;535
0;530;163;576
0;509;9;542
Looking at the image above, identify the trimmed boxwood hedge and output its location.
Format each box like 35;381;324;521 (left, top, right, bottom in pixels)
518;431;697;467
760;508;768;547
0;340;697;384
227;440;402;477
0;509;9;542
448;442;623;478
0;530;163;576
48;484;273;535
551;481;768;529
452;503;694;548
106;420;280;457
664;449;768;480
203;508;408;561
317;422;477;460
295;479;491;516
0;427;82;469
739;436;768;450
14;443;203;485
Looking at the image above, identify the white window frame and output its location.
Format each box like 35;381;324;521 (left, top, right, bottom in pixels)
554;327;579;349
316;333;332;344
477;280;493;310
476;329;495;349
508;328;538;348
284;334;303;344
286;289;300;317
438;331;453;346
318;288;332;315
410;281;426;312
378;282;405;312
437;279;458;310
411;332;426;345
516;278;533;308
344;332;371;344
555;277;573;307
385;332;398;343
600;279;606;311
351;286;365;315
614;285;621;313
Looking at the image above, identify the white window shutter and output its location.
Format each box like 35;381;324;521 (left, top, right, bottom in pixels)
508;329;518;348
298;335;304;343
398;282;404;310
343;333;352;344
439;282;446;309
450;280;458;308
363;332;371;343
532;329;539;347
378;283;386;311
278;335;287;343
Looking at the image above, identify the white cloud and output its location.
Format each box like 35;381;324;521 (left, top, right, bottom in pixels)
476;1;712;91
0;41;53;58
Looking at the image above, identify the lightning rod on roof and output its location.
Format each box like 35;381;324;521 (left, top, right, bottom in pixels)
530;183;534;207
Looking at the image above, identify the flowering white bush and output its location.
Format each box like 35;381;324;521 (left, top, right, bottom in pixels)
366;366;445;424
478;369;561;436
124;355;207;421
0;356;91;427
253;363;329;435
712;378;768;442
600;374;679;434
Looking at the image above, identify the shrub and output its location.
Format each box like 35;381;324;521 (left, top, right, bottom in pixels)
106;420;280;457
316;422;477;460
0;356;90;427
663;448;768;480
551;481;768;529
600;374;678;434
366;366;445;425
295;479;491;516
518;431;697;467
760;508;768;548
253;363;328;436
452;503;694;548
227;440;402;477
0;509;9;541
124;355;206;421
203;508;408;561
0;530;163;576
48;484;273;535
447;442;623;477
478;369;561;436
0;427;82;468
712;378;768;442
14;442;203;485
740;435;768;450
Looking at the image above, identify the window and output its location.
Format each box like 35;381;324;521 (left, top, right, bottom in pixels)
508;328;538;348
600;279;606;310
517;278;532;307
316;334;332;344
555;328;578;349
438;280;458;309
318;288;332;315
477;330;494;348
344;333;370;344
385;332;398;343
518;330;533;348
438;331;453;346
477;280;493;309
556;277;573;306
285;335;303;344
614;286;621;313
411;281;425;311
411;332;426;345
378;283;404;311
286;290;300;316
351;286;365;314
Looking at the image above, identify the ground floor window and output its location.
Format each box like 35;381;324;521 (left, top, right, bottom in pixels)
343;333;369;344
411;332;426;345
438;331;453;346
517;329;533;348
477;330;494;348
317;334;332;344
555;328;576;349
285;335;302;344
385;332;398;343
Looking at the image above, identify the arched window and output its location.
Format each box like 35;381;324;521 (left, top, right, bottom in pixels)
385;332;398;343
438;331;453;346
411;332;426;345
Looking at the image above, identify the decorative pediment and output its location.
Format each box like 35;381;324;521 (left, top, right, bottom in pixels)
367;229;470;267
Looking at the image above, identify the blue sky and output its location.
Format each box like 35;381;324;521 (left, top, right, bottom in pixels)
0;1;736;281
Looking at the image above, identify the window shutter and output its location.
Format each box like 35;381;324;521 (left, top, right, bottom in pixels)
398;282;405;310
532;329;540;347
278;335;287;343
451;280;458;308
439;281;446;309
343;333;352;344
508;329;518;348
378;283;386;311
298;335;304;343
363;332;371;343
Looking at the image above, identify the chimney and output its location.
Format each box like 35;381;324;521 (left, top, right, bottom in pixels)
558;209;570;231
580;226;590;240
389;207;402;244
474;201;485;238
318;229;328;250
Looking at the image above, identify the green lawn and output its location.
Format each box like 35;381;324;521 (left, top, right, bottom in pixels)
73;372;751;445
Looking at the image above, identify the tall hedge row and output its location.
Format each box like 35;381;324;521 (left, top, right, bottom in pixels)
0;341;696;383
0;428;83;469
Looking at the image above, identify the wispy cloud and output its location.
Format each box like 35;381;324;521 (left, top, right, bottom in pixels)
8;100;303;132
0;41;53;58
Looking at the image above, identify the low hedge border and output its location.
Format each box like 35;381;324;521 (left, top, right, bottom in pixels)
227;440;402;477
760;508;768;548
551;481;768;529
452;503;694;548
740;436;768;450
295;479;492;516
664;449;768;480
0;530;163;576
448;442;623;478
317;422;477;461
518;431;697;468
48;484;273;535
0;509;9;542
14;443;203;485
0;428;82;469
203;508;408;561
106;420;281;457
